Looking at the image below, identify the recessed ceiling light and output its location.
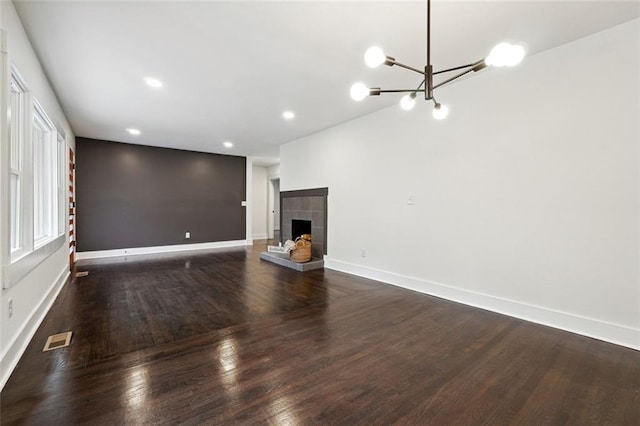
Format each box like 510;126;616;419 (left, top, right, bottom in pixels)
223;141;233;148
282;111;295;120
126;128;141;135
143;77;163;88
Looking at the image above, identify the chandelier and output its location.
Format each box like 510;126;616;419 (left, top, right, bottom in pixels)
350;0;525;119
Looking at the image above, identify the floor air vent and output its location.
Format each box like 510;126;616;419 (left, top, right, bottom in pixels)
43;332;72;352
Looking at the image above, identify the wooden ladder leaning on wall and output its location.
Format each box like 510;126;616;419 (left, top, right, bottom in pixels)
69;148;76;269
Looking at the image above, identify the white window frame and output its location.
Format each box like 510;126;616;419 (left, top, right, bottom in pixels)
5;63;66;289
9;65;31;261
32;99;58;248
57;132;66;235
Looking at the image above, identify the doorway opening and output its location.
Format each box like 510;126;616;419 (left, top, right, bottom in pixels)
267;178;280;241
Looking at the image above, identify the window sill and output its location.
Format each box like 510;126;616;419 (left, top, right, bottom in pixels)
34;234;59;251
3;234;65;289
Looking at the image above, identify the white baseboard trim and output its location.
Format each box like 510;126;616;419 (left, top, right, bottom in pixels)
325;258;640;351
76;240;248;260
252;233;268;240
0;266;70;391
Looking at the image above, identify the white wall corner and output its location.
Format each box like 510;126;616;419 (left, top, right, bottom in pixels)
267;163;280;180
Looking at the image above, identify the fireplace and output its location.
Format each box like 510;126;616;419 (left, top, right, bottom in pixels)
281;188;328;259
292;219;311;241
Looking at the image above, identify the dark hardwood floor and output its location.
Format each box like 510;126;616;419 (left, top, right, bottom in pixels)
1;241;639;425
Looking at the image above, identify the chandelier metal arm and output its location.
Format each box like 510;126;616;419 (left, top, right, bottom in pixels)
433;67;475;90
433;59;486;90
393;61;427;76
433;63;479;75
378;89;427;94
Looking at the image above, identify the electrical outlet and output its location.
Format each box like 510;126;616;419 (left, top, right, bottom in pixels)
361;249;366;258
185;232;191;239
407;195;414;205
8;299;13;319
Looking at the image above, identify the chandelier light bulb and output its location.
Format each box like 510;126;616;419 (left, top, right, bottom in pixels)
505;44;525;67
400;94;416;111
432;103;449;120
486;42;525;67
350;82;370;101
486;42;511;67
364;46;386;68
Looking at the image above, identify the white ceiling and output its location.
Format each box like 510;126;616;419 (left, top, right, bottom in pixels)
14;1;639;165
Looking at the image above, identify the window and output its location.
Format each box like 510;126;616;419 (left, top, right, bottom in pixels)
8;64;66;269
57;132;66;234
33;101;57;245
9;69;27;254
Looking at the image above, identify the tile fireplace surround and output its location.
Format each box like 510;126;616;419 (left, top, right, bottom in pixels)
280;188;328;259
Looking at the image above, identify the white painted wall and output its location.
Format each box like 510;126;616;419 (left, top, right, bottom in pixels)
267;164;281;237
0;1;75;389
245;157;253;245
267;163;280;180
273;178;280;231
251;165;268;240
281;20;640;349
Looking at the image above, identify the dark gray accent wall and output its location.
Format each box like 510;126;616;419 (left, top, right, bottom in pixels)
76;138;246;252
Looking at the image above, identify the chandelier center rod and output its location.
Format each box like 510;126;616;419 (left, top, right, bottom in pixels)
426;0;433;100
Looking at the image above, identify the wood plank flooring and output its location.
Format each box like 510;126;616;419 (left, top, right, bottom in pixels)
1;242;639;425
